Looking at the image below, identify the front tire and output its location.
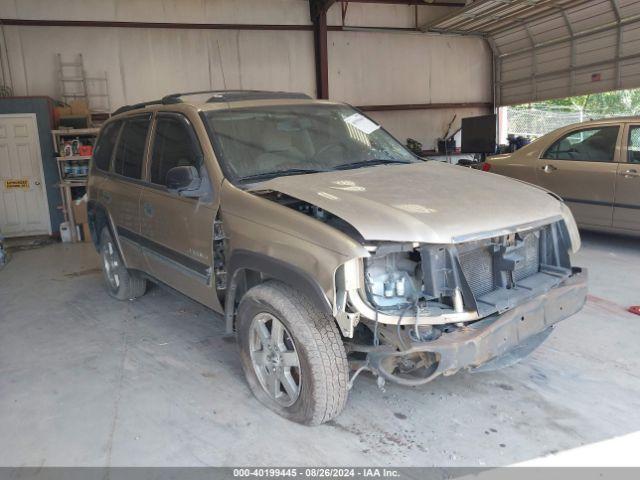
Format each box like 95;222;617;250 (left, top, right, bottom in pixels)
99;227;147;301
237;281;349;425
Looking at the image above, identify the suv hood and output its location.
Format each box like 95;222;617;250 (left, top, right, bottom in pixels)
249;161;565;244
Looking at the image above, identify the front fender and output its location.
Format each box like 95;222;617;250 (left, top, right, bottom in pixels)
224;250;334;335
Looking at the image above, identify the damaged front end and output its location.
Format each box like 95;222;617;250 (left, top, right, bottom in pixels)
250;187;587;388
336;220;588;387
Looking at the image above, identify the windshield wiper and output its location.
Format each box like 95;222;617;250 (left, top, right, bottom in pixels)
239;168;329;182
332;159;413;170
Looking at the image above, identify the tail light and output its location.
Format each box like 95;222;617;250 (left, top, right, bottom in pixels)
482;162;492;172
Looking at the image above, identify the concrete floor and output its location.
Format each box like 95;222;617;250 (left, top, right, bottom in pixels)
1;231;639;467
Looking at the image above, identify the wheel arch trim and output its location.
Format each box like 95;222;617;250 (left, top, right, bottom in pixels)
87;200;129;268
224;249;333;335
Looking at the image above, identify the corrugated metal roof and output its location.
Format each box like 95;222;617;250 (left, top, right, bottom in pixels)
424;0;582;36
423;0;640;105
425;0;581;35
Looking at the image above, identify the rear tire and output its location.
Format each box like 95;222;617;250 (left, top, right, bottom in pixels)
99;227;146;300
237;280;349;425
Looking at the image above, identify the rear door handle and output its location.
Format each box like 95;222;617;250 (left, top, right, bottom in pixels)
620;169;640;178
541;164;557;173
143;202;154;217
101;191;112;204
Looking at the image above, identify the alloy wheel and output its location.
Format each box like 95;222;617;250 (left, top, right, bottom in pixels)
102;241;120;290
249;312;301;407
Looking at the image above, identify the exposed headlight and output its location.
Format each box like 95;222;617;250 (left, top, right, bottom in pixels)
363;244;422;310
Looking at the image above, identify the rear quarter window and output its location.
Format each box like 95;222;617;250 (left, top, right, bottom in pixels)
93;121;121;171
113;115;152;179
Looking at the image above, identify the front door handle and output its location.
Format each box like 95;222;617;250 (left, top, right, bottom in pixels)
541;164;558;173
143;202;154;218
620;169;640;178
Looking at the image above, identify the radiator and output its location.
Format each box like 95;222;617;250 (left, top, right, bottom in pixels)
459;245;495;298
458;232;541;299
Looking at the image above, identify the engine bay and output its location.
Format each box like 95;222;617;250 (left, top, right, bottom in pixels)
359;220;574;321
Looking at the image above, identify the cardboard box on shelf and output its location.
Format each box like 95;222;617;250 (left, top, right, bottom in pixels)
70;100;90;116
55;105;72;118
72;201;88;224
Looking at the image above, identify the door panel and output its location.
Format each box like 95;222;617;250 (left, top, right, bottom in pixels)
536;125;620;228
105;179;145;270
139;112;220;310
613;125;640;232
0;114;51;237
536;160;617;227
140;188;218;309
104;114;152;270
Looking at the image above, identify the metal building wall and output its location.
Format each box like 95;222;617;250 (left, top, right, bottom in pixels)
325;2;492;148
327;26;491;146
0;0;492;149
0;0;316;106
0;26;317;106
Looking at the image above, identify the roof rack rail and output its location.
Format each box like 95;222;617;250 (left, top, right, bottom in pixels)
162;89;311;104
112;100;163;116
160;90;219;104
112;90;312;115
206;90;312;103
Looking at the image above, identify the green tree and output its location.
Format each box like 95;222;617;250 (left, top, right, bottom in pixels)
514;88;640;116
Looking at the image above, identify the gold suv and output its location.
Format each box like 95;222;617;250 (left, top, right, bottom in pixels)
88;91;587;425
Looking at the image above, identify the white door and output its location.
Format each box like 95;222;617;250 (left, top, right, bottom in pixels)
0;114;51;237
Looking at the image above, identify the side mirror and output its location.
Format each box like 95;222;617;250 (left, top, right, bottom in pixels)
166;166;201;196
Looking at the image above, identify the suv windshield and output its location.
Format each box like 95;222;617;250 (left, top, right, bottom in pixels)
204;104;418;182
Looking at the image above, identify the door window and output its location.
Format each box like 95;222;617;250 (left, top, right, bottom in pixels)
113;115;151;179
93;121;121;171
149;115;201;187
628;126;640;164
543;126;619;162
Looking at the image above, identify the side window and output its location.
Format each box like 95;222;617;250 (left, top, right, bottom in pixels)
93;121;121;171
628;126;640;164
150;115;201;186
543;126;619;162
113;115;151;179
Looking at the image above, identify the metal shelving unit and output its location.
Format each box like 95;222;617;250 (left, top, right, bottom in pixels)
51;128;99;242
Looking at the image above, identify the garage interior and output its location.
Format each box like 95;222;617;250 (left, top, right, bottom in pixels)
1;0;640;468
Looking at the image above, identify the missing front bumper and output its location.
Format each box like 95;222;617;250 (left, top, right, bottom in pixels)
350;268;587;386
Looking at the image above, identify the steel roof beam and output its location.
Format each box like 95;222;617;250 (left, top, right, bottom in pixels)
610;0;622;88
422;0;583;34
342;0;464;5
422;0;566;33
497;50;640;86
557;6;577;95
497;13;640;59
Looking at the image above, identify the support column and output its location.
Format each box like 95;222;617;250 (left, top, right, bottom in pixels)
310;1;332;99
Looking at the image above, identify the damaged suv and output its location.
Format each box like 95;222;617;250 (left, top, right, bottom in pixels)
88;91;587;425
